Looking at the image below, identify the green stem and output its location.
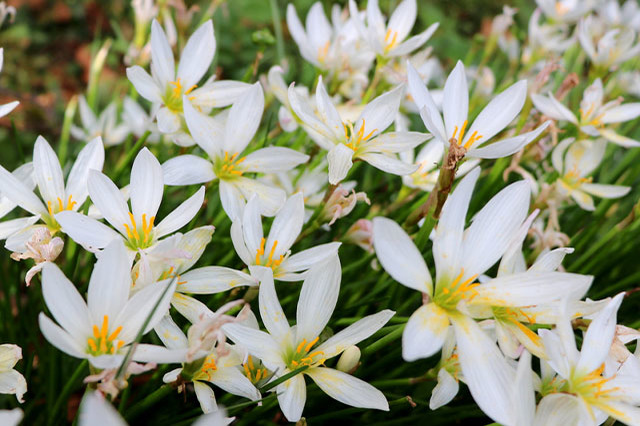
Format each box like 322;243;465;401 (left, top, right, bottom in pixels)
259;365;308;392
362;324;405;356
269;0;285;64
124;385;174;421
58;96;78;166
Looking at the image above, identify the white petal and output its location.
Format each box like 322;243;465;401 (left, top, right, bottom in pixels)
78;392;127;426
209;367;261;401
599;128;640;147
171;293;214;324
296;256;341;342
356;85;403;140
0;217;39;240
358;152;418;175
33;136;65;205
182;97;224;157
387;0;416;42
150;19;175;86
193;381;218;414
306;367;388;411
241;195;264;258
242;147;309;173
223;82;264;154
278;242;341;275
190;80;251;109
56;211;121;251
530;93;578;124
131;343;188;364
570;189;595;211
389;23;438;56
467;121;550;159
38;313;86;359
219;180;246;221
255;266;290;341
287;83;334;142
156;107;181;134
601;103;640;123
231;219;252;265
162;155;215;186
315;77;345;141
266;192;304;258
580;183;630;199
534;394;588;426
0;101;19;118
0;371;26;404
429;368;459;410
530;247;574;272
87;170;131;236
130;147;164;220
316;310;395;359
126;66;161;103
276;373;306;422
286;4;315;66
372;216;431;293
407;62;446;143
222;324;285;372
155;186;204;237
234;177;286;217
154;314;188;350
442;61;468;140
327;144;354;184
363;132;429;154
178;266;257;294
177;20;214;88
402;303;449;361
66;137;105;207
0;166;46;216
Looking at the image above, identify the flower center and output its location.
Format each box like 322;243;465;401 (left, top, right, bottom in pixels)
344;119;377;152
318;41;330;64
216;151;247;180
87;315;124;356
243;355;269;384
562;167;592;190
44;195;77;231
452;120;483;150
287;337;325;369
384;28;399;53
254;238;286;272
434;269;480;311
159;266;186;285
199;354;218;381
163;78;197;113
570;364;623;415
123;212;155;250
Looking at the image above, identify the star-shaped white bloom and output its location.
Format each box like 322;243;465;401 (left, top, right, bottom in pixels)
71;95;129;146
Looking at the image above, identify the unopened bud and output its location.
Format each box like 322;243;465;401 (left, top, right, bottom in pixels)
336;346;361;373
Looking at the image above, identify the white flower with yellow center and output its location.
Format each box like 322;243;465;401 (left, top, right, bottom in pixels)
38;240;176;369
56;147;204;255
162;82;309;219
532;78;640;147
578;14;640;70
223;261;393;422
289;79;428;184
0;136;104;247
552;138;630;211
373;167;592;425
231;193;340;281
408;61;550;159
348;0;439;58
126;19;251;147
535;294;640;425
0;344;26;403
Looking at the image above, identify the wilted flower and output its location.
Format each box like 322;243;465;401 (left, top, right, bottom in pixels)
321;184;370;225
10;227;63;285
0;344;26;403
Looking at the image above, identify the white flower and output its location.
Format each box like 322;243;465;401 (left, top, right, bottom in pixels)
122;97;159;143
0;136;104;239
552;138;630;211
223;260;393;422
348;0;439;58
523;9;576;62
0;163;36;242
536;0;595;23
0;344;26;403
10;227;64;286
230;193;341;281
38;240;176;369
0;48;18;118
408;61;550;159
71;96;129;146
535;294;640;425
532;78;640;147
578;15;640;70
162;82;309;219
126;19;250;147
598;0;640;32
56;147;204;255
289;79;427;184
372;167;592;424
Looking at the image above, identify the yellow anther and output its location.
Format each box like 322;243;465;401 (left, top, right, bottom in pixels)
108;326;122;342
318;41;330;63
255;238;266;265
304;337;319;353
384;28;399;52
452;120;469;145
247;355;255;370
463;130;483;149
123;212;155;248
296;339;307;354
87;339;97;352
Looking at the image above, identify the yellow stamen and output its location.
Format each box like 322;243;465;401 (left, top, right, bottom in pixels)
304;337;319;353
108;326;122;342
296;339;307;354
255;238;266;265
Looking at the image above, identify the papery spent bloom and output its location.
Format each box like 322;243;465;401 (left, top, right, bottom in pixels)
552;138;630;210
578;15;640;71
156;314;261;414
231;194;340;281
38;240;176;369
162;83;309;219
71;95;129;146
532;78;640;147
83;360;156;399
348;0;439;58
408;61;550;159
289;79;427;184
536;0;595;23
10;227;63;286
56;147;204;255
132;225;258;324
373;168;592;424
0;136;104;247
223;261;394;422
0;344;26;403
126;19;250;147
0;48;18;118
536;294;640;425
321;184;370;225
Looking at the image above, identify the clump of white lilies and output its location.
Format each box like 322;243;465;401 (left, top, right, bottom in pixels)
2;0;640;425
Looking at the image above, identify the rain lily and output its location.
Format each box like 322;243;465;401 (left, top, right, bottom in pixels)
348;0;439;58
55;147;204;255
0;344;26;403
71;95;129;146
0;163;35;242
289;79;428;184
162;82;309;219
126;19;250;146
10;227;64;286
552;138;630;210
0;48;18;118
230;193;341;281
536;0;595;23
38;240;176;369
578;15;640;70
0;136;104;243
532;78;640;147
320;184;370;225
535;293;640;425
408;61;550;159
223;260;393;422
372;167;592;424
122;97;160;143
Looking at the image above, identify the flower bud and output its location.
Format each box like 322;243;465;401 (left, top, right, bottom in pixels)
336;345;361;373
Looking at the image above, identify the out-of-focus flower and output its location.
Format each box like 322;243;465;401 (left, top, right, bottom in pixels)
10;227;63;285
71;96;129;146
523;9;575;64
38;240;176;369
321;184;370;225
578;15;640;70
162;83;308;219
552;138;630;211
408;61;550;159
231;194;340;281
122;97;160;143
223;261;393;422
536;0;595;23
0;49;18;118
598;0;640;32
56;148;204;255
348;0;439;58
0;344;26;403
